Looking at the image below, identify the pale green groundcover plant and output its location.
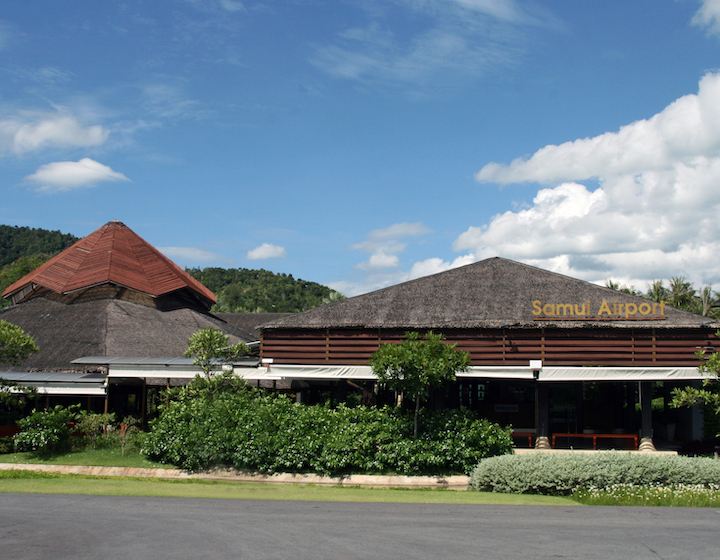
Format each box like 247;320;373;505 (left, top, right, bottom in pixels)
470;452;720;495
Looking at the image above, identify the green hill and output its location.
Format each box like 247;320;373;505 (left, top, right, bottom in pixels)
0;225;343;313
187;267;345;313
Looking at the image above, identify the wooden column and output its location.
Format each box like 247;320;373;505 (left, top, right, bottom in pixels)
535;383;550;449
639;381;656;451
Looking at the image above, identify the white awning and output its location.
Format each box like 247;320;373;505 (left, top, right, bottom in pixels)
246;364;709;382
260;364;377;380
0;371;107;396
458;366;536;380
536;367;708;382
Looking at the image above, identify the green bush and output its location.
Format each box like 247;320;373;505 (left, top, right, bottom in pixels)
469;452;720;495
0;436;13;454
143;373;512;474
13;405;78;456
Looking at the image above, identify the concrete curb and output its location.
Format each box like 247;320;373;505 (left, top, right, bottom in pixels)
0;463;470;490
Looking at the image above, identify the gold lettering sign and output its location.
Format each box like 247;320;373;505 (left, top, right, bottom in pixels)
531;299;666;320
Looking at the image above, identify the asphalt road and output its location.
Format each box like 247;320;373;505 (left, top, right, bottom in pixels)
2;493;718;559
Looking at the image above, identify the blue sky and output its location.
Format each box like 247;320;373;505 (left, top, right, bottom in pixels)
2;0;720;296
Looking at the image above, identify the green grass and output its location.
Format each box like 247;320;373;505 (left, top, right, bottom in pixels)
0;448;166;468
0;470;577;505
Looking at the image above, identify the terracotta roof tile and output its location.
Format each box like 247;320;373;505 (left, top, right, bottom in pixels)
3;221;215;305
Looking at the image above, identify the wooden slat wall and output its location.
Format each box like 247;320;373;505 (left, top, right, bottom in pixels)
261;328;720;367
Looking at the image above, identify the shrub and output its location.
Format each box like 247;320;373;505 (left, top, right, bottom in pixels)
469;452;720;495
0;436;13;454
143;373;512;474
13;405;78;456
75;411;115;450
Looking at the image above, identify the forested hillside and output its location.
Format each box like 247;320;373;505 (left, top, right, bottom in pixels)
0;225;78;268
0;225;344;313
187;267;345;313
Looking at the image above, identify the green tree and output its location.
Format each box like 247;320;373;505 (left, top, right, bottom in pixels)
671;335;720;431
667;276;696;310
184;328;250;377
646;280;668;303
0;255;53;308
0;320;39;366
370;331;471;438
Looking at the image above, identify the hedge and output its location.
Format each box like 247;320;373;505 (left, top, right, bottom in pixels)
142;374;512;474
469;452;720;495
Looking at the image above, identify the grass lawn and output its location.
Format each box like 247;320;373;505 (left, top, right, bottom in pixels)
0;448;578;505
0;448;166;468
0;470;578;506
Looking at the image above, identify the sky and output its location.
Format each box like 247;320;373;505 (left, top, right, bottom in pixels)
2;0;720;297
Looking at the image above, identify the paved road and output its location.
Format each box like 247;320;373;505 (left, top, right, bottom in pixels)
2;493;718;559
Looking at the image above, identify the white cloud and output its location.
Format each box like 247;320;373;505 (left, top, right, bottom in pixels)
457;72;720;289
693;0;720;35
351;222;432;271
24;158;130;193
218;0;244;12
354;251;400;271
246;243;287;260
310;0;555;87
158;246;231;264
0;112;109;155
476;72;720;184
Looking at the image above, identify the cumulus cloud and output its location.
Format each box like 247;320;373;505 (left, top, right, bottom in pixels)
246;243;287;260
352;222;431;271
693;0;720;35
331;222;474;296
0;112;109;155
24;158;130;193
476;72;720;184
459;72;720;289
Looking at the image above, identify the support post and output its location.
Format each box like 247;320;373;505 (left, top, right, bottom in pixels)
639;381;656;451
535;383;551;449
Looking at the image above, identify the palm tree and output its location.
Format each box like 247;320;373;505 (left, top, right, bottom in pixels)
646;280;668;303
667;276;695;311
692;285;720;319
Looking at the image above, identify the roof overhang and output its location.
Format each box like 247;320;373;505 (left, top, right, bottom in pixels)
254;363;710;382
0;371;107;396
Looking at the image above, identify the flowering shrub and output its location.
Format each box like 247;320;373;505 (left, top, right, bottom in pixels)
470;452;720;495
142;373;512;474
574;483;720;507
13;405;78;456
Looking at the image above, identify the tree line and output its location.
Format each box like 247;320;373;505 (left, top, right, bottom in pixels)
606;277;720;319
186;267;345;313
0;224;345;312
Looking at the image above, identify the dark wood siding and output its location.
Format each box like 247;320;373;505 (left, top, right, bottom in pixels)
261;327;720;367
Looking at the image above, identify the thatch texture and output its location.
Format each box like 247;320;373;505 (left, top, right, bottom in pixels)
215;312;292;339
262;257;717;330
0;291;254;372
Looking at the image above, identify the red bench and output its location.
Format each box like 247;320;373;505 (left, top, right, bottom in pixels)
552;433;638;450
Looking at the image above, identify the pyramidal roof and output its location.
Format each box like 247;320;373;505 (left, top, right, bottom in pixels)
263;257;717;330
3;221;215;307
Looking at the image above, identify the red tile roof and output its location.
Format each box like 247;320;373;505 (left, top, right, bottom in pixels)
2;221;216;305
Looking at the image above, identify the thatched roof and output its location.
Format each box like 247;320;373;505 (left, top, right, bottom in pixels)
262;257;717;330
3;220;215;309
0;287;254;372
215;312;293;339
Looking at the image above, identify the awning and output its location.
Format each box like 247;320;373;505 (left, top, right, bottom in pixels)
260;364;377;380
0;371;107;396
247;364;709;382
535;367;708;382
